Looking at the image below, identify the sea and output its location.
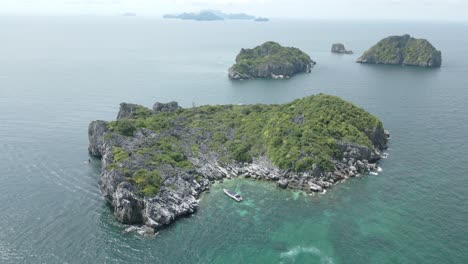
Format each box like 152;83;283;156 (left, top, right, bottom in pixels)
0;16;467;263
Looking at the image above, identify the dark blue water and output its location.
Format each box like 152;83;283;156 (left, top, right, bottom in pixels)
0;16;467;263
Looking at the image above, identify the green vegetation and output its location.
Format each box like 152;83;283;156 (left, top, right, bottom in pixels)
109;119;136;136
231;41;313;75
108;94;382;174
131;169;162;196
112;147;129;163
358;34;441;67
403;38;440;66
148;136;193;169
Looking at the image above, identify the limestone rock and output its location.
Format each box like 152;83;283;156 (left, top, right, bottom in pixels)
228;41;316;80
357;34;442;67
331;43;353;54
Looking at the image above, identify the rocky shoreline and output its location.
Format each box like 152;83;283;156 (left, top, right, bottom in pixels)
89;99;389;235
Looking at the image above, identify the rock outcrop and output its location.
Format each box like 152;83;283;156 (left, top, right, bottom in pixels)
228;41;316;80
331;43;353;54
88;94;389;232
152;101;180;112
357;34;442;67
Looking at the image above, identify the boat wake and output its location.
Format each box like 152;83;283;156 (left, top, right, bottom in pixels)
279;245;334;264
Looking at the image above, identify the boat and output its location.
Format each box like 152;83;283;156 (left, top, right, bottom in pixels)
223;189;243;202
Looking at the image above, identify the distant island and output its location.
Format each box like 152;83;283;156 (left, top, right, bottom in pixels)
89;94;388;234
331;43;353;54
228;41;315;80
254;17;269;22
122;12;137;17
163;10;268;22
357;34;442;67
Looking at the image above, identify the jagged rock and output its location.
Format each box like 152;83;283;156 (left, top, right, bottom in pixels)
278;178;289;189
287;178;301;189
117;103;143;120
331;43;353;54
338;140;385;163
308;181;323;192
356;160;366;172
368;163;377;171
384;130;391;138
312;165;323;177
137;226;156;237
318;180;332;189
88;120;108;157
152;102;180;113
113;182;144;224
367;125;388;150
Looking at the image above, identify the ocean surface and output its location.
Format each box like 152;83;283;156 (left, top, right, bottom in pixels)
0;16;467;263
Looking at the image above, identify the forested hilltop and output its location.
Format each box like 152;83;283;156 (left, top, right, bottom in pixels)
357;34;442;67
229;42;315;80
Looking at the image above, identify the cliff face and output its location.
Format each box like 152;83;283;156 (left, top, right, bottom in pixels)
228;41;316;80
357;34;442;67
88;94;388;232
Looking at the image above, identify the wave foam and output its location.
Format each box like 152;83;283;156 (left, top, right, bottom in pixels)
280;246;334;264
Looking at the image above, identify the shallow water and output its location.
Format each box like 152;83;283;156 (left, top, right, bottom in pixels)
0;16;467;263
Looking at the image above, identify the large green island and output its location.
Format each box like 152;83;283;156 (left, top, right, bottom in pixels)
88;94;388;235
228;41;316;80
357;34;442;67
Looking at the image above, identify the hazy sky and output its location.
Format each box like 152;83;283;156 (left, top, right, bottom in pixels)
1;0;467;21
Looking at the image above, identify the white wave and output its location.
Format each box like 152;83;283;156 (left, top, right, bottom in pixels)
377;167;383;172
280;246;334;264
370;172;378;176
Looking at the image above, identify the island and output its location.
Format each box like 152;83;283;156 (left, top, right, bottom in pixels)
254;17;269;22
228;41;316;80
163;11;223;21
331;43;353;54
88;94;389;235
163;10;261;21
122;12;136;17
356;34;442;67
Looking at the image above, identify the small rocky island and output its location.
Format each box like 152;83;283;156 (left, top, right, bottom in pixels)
357;34;442;67
89;94;389;234
331;43;353;54
228;41;316;80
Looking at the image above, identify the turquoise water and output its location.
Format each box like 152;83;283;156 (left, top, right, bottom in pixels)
0;16;467;263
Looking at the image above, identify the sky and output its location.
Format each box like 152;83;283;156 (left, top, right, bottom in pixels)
0;0;467;21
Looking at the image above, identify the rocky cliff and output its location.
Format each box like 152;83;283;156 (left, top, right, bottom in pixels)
228;41;316;80
357;34;442;67
89;94;389;233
